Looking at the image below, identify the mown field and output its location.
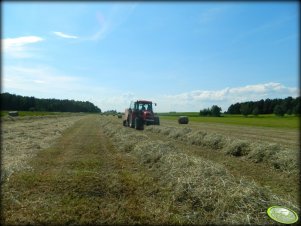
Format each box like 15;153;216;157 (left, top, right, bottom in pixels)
1;111;87;117
158;113;299;129
1;114;300;225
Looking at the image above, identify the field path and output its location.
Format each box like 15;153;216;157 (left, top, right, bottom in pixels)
2;115;174;225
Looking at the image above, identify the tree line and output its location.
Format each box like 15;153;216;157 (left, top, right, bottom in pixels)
199;105;222;117
200;96;300;117
227;96;300;116
1;92;101;113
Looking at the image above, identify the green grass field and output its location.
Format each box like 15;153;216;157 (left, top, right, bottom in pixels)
158;113;299;129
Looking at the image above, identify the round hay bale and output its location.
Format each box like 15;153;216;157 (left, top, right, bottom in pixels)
8;111;19;117
178;116;189;124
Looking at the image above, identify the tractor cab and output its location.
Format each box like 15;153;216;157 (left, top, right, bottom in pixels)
130;100;153;112
124;100;160;129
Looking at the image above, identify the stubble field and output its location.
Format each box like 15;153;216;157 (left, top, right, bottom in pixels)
1;114;299;225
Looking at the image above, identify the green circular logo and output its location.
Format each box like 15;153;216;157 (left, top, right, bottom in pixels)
267;206;299;224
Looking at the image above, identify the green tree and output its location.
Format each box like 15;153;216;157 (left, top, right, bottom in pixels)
257;99;264;114
240;103;252;116
263;98;272;114
252;107;259;116
227;103;241;114
0;92;101;113
274;104;285;116
211;105;222;117
293;102;300;115
199;108;211;116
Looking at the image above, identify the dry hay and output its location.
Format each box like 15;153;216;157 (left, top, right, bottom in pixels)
203;133;226;150
100;117;299;224
246;143;299;173
186;130;208;145
147;126;172;136
167;127;192;141
224;140;252;157
146;125;299;173
1;115;84;182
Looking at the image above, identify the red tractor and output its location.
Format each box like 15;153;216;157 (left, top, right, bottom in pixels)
123;100;160;130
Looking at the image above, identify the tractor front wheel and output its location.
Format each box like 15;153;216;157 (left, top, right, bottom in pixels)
154;116;160;125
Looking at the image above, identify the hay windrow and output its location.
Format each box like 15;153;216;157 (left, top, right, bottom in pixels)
186;130;208;145
1;115;85;182
168;127;192;141
145;124;299;173
100;118;299;224
224;140;252;157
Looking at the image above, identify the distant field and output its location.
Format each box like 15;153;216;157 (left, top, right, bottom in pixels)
158;113;299;129
1;111;62;117
0;111;96;117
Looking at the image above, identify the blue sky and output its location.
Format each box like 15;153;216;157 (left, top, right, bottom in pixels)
2;2;299;112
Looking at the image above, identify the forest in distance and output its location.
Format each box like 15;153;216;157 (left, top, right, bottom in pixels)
0;93;101;113
227;96;300;116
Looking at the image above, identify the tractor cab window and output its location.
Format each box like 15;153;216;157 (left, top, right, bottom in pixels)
137;103;145;110
137;103;152;111
136;103;145;111
147;104;152;111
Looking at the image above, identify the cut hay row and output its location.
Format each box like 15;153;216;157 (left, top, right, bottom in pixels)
99;118;299;225
1;115;85;182
145;125;299;174
162;119;299;149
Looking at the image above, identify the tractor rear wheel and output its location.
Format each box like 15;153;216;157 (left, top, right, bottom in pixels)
154;116;160;125
135;117;144;130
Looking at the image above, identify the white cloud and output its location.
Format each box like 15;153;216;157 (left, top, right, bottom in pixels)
2;65;122;110
2;65;80;96
3;36;43;48
89;3;137;41
2;36;44;58
159;82;299;112
93;92;138;112
53;31;78;39
2;65;298;113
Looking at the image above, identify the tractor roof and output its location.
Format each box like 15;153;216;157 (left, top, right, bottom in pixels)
136;100;152;104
